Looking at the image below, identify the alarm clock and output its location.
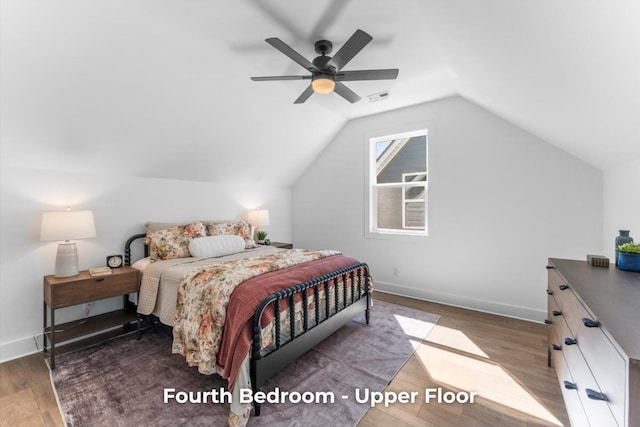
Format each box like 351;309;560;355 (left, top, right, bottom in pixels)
106;254;124;268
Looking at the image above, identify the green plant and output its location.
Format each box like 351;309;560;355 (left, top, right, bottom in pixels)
256;230;268;240
618;242;640;254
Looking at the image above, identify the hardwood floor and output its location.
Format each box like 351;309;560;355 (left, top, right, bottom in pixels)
358;293;569;427
0;293;569;427
0;353;63;427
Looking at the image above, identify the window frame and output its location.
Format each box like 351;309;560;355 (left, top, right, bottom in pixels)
365;128;429;240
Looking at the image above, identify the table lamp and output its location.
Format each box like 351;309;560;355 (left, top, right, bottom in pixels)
40;209;96;277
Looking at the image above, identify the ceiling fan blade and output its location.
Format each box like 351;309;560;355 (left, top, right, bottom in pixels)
265;38;318;72
251;1;305;41
309;0;351;41
333;82;361;103
251;75;311;81
328;29;373;71
337;69;399;81
294;85;315;104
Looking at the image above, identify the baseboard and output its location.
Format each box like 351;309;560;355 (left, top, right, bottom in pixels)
374;280;546;323
0;335;40;363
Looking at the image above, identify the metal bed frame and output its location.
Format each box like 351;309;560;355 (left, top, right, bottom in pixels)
124;233;371;416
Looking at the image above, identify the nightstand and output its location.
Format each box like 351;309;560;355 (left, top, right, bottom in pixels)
269;242;293;249
43;266;140;369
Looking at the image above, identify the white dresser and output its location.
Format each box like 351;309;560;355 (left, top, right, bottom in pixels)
547;258;640;427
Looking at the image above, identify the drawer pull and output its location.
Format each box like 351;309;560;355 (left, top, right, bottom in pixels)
559;284;569;290
544;319;552;325
546;265;555;270
552;310;562;316
96;277;105;282
546;289;553;295
586;388;607;401
564;337;577;345
581;317;600;328
563;381;577;390
552;344;562;351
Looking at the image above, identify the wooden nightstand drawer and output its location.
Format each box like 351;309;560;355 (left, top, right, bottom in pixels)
44;267;139;309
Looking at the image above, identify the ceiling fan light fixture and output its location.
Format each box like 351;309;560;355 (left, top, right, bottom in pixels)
312;74;336;94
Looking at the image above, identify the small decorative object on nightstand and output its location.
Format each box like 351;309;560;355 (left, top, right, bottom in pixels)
106;254;123;268
247;209;270;243
43;266;140;369
256;230;268;244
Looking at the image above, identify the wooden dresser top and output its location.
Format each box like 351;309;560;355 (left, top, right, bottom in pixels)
549;258;640;361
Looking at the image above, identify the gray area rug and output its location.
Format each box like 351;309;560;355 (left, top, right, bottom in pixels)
51;300;439;427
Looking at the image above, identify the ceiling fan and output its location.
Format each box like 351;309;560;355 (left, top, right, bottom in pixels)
250;29;399;104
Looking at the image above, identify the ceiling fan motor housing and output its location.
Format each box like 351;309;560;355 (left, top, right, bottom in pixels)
314;39;333;55
312;55;334;71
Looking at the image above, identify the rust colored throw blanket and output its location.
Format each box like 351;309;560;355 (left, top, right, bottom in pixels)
172;249;360;388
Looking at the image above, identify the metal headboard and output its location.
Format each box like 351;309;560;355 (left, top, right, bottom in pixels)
124;233;148;266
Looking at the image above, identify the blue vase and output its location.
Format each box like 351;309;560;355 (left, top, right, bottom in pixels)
615;230;633;266
618;253;640;272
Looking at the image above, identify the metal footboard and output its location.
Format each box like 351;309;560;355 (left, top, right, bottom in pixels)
250;262;371;415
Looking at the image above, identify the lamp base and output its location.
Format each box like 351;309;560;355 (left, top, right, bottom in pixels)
54;242;80;278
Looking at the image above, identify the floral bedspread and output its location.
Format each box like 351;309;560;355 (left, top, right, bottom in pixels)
171;249;339;374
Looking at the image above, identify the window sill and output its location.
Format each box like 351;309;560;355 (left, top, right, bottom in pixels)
365;229;428;242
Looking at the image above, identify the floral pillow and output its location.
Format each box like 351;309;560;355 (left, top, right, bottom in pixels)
205;220;258;249
144;222;206;261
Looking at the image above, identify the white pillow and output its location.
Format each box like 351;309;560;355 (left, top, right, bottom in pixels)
188;235;246;258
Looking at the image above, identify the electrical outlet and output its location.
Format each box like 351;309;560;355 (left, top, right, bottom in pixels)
87;302;94;308
392;268;399;277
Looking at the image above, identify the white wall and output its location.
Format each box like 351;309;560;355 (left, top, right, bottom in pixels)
603;158;640;259
292;96;603;322
0;166;291;362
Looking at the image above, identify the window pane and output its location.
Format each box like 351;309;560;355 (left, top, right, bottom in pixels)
405;185;425;200
376;187;426;231
376;187;403;230
404;173;427;182
376;136;427;184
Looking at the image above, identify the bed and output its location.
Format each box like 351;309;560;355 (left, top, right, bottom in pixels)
124;220;371;427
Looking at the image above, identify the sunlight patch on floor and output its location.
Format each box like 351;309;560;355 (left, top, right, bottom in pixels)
415;344;563;426
424;324;489;358
393;314;437;343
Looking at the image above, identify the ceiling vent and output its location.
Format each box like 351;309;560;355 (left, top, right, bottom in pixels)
368;91;390;102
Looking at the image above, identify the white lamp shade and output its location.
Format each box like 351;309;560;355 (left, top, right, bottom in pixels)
247;209;270;227
40;210;96;242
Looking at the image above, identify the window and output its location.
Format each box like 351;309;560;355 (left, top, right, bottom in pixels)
367;129;428;237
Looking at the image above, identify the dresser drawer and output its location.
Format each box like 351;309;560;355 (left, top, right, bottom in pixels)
575;323;626;426
562;333;619;426
550;325;590;427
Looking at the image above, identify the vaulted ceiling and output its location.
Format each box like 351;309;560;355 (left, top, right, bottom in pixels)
2;0;639;187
